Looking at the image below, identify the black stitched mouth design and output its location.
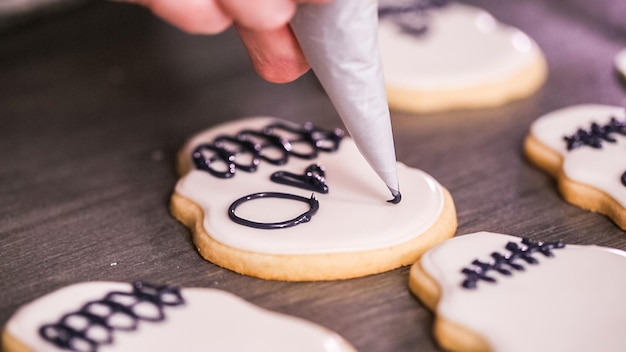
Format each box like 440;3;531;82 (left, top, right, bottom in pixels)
39;281;184;352
460;238;565;289
563;116;626;151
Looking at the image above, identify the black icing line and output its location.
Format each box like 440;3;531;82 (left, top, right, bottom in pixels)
460;238;565;289
270;164;329;194
379;0;448;36
379;0;448;15
193;122;344;178
563;116;626;151
387;191;402;204
192;143;238;179
39;281;184;352
228;192;319;229
238;129;291;165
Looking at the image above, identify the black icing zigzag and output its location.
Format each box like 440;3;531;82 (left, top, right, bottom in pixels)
460;238;565;289
39;281;184;352
193;122;344;179
563;117;626;151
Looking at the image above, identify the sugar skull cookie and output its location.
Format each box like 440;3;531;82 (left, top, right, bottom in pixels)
170;117;457;281
409;231;626;351
2;281;355;352
378;0;547;113
524;104;626;229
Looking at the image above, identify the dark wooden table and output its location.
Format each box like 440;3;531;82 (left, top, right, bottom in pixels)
1;1;625;350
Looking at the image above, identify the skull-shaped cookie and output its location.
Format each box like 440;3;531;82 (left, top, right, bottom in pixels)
378;0;547;113
410;231;626;351
2;281;355;352
171;117;457;281
525;104;626;229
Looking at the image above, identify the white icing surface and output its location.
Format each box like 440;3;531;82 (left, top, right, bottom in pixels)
420;232;626;351
616;48;626;77
174;117;445;255
529;104;626;207
7;282;354;352
378;2;543;90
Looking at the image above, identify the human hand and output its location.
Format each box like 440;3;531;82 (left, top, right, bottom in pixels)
118;0;330;83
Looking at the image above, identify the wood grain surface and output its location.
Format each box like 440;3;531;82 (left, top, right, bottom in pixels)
1;1;625;351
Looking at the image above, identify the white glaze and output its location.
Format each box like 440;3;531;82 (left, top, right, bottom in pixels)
378;2;542;90
420;231;626;351
616;48;626;77
174;117;445;255
529;104;626;207
6;282;354;352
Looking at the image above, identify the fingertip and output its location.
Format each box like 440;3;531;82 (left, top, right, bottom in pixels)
255;58;310;83
237;25;310;83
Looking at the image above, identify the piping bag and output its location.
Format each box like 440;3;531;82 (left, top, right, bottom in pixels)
291;0;402;204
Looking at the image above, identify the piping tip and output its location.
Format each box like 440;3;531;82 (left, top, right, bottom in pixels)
387;188;402;204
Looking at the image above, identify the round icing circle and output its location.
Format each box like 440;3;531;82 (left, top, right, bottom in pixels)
6;282;355;352
529;104;626;207
174;117;445;255
419;231;626;351
378;2;543;90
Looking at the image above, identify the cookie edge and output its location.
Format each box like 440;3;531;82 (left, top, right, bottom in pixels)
2;327;33;352
386;53;547;114
524;133;626;230
408;260;491;352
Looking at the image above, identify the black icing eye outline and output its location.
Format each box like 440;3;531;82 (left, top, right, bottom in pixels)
228;192;319;229
192;144;236;179
271;164;329;194
621;170;626;187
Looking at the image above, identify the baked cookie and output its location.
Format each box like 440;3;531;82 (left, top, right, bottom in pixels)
378;0;547;113
171;117;457;281
524;104;626;229
409;231;626;351
2;281;355;352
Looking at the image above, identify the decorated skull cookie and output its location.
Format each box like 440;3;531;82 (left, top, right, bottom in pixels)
378;0;546;113
409;231;626;351
2;281;355;352
524;104;626;229
170;117;457;281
